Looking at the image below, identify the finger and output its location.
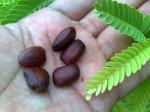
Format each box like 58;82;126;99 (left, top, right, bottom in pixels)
80;0;145;37
0;24;24;93
98;28;133;60
97;0;150;60
139;0;150;14
50;0;93;20
116;0;147;7
80;10;107;37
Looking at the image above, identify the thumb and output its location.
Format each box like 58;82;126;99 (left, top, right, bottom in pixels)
0;23;25;93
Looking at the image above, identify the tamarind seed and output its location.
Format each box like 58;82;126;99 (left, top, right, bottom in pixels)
24;67;49;92
52;27;76;52
53;64;80;87
18;46;46;67
60;39;86;64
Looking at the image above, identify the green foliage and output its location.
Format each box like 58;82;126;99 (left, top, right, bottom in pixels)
94;0;150;41
31;0;54;13
142;15;150;37
113;78;150;112
86;39;150;100
0;0;54;25
0;0;19;6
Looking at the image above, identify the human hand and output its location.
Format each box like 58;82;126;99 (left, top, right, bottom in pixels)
0;0;149;112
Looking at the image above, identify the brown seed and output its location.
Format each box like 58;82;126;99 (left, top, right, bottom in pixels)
24;67;49;92
52;27;76;52
53;64;80;87
18;46;46;67
60;39;86;64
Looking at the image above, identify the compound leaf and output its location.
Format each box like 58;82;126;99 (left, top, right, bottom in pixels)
0;0;54;24
94;0;145;41
86;39;150;100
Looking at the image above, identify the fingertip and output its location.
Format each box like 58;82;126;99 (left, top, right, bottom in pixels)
50;0;94;20
139;0;150;14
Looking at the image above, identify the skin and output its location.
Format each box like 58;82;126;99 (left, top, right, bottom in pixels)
0;0;149;112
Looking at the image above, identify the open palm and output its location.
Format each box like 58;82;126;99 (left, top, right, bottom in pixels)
0;0;149;112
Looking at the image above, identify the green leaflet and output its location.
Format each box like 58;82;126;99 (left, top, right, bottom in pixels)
113;78;150;112
86;39;150;100
31;0;54;13
142;15;150;37
0;0;54;25
94;0;146;41
0;0;19;6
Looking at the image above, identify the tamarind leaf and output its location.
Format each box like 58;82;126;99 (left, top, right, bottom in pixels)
0;0;54;24
86;39;150;100
94;0;146;41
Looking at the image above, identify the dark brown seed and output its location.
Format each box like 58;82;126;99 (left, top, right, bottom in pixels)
18;46;46;67
60;39;86;64
52;27;76;52
53;64;80;87
24;67;49;92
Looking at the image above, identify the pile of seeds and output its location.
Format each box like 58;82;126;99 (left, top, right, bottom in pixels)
18;27;86;92
19;46;49;92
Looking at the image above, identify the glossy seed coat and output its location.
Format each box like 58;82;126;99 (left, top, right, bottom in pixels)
19;46;46;67
24;67;49;92
53;64;80;87
52;27;76;52
60;39;86;64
